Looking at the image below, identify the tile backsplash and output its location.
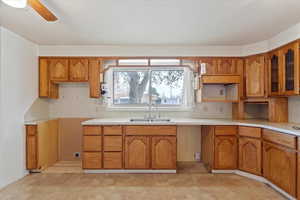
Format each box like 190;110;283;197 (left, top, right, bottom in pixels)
48;83;232;119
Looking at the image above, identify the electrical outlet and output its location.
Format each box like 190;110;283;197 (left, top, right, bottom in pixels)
194;152;201;161
74;152;80;158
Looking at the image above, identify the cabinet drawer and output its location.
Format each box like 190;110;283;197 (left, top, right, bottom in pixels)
83;152;102;169
83;136;102;151
83;126;102;135
103;152;122;169
125;126;176;136
215;126;237;136
263;129;296;149
104;136;122;152
26;125;37;136
103;126;122;135
239;126;261;138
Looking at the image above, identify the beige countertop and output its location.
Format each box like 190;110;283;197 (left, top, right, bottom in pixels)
25;117;300;137
81;118;300;137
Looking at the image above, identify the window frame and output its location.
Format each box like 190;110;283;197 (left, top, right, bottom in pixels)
106;65;194;111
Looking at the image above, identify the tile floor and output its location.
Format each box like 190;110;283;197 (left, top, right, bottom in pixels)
0;162;285;200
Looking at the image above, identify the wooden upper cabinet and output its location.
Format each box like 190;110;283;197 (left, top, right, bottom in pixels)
238;137;262;175
69;59;89;81
199;58;218;74
125;136;150;169
89;59;101;98
281;42;300;95
217;58;237;74
268;50;281;96
214;136;237;169
199;58;238;75
245;55;266;97
39;59;58;98
263;141;296;197
151;136;176;169
49;59;69;82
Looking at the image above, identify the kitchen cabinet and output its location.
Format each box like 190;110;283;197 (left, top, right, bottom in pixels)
263;141;296;197
238;127;262;175
89;59;101;98
103;152;122;169
39;58;58;98
83;152;102;169
125;136;150;169
268;41;300;96
199;58;241;75
25;120;59;171
282;42;300;95
49;59;69;81
82;126;102;169
26;125;38;170
214;136;237;169
201;126;237;170
124;126;177;169
238;137;262;175
268;50;281;95
69;58;89;81
39;58;101;98
245;55;267;98
151;136;176;169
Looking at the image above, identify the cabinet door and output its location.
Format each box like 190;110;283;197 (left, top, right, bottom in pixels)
282;42;299;95
83;152;102;169
83;136;102;151
199;58;218;74
39;59;58;98
26;135;38;170
214;136;237;169
238;137;262;175
49;59;69;81
151;136;176;169
263;142;296;197
89;59;101;98
69;59;89;81
217;58;237;74
125;136;150;169
269;51;281;95
245;55;266;97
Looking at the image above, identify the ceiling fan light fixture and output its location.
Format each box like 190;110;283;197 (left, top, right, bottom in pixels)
2;0;27;8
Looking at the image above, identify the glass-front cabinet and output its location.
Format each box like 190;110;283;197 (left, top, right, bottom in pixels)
269;50;281;95
282;42;299;95
268;41;299;96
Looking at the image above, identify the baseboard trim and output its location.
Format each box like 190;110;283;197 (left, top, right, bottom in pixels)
84;169;177;174
212;170;296;200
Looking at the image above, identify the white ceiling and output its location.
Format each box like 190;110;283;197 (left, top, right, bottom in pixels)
1;0;300;45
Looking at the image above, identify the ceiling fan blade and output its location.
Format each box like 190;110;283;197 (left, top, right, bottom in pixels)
28;0;57;21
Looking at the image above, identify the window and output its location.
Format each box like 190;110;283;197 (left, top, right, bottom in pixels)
106;66;193;110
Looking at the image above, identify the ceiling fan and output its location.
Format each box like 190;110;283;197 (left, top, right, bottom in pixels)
1;0;57;21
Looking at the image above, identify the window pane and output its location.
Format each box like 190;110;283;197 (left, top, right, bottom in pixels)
113;71;150;104
151;70;184;105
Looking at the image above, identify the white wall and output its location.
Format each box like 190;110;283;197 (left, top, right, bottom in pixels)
0;27;38;189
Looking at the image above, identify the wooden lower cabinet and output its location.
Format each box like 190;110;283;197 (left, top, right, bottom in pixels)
214;136;237;169
103;152;122;169
263;141;296;197
83;152;102;169
238;137;262;175
125;136;150;169
26;134;38;170
151;136;176;169
83;136;102;151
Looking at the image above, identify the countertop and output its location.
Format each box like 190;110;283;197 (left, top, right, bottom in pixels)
81;118;300;137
